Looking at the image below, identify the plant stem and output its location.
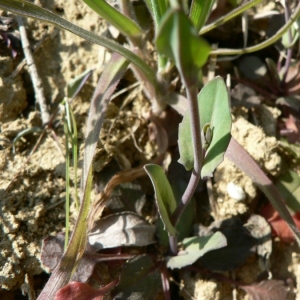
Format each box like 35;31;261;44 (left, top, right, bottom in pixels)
171;84;203;227
200;0;263;35
210;0;300;56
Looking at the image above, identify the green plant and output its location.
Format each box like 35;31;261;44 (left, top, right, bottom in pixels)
2;0;300;299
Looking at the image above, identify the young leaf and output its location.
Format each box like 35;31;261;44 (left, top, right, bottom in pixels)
156;7;210;86
167;232;226;269
178;76;232;177
144;164;177;236
82;0;142;38
67;69;93;100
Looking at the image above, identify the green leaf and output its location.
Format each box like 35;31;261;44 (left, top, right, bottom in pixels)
276;170;300;213
144;164;177;236
82;0;142;38
199;77;232;177
178;111;193;169
156;7;210;85
189;0;215;32
178;76;232;177
67;69;93;99
167;232;227;269
157;161;196;246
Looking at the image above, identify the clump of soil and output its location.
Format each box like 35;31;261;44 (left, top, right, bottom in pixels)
213;114;282;219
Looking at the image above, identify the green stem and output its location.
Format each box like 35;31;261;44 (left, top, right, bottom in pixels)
63;119;70;250
200;0;263;35
210;0;300;56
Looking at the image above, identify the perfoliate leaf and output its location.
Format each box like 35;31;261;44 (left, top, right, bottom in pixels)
167;232;227;269
144;164;177;236
156;7;210;85
178;76;232;177
199;77;232;177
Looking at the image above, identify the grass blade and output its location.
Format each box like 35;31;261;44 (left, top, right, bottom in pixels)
189;0;215;32
82;0;142;38
37;54;129;300
0;0;157;90
226;138;300;246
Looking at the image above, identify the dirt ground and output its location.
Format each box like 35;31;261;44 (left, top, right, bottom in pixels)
1;0;300;299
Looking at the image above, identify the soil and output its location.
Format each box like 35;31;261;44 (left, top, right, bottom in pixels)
0;0;300;299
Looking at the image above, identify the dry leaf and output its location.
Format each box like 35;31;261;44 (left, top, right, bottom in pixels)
88;212;156;251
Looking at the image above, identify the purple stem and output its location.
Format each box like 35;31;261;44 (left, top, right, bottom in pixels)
160;264;171;300
169;84;203;247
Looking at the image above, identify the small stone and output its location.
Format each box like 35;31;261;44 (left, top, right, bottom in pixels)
227;182;246;201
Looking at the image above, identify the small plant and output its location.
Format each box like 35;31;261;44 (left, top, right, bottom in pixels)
1;0;300;299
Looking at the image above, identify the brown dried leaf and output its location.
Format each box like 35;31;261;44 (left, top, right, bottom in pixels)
88;212;156;251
